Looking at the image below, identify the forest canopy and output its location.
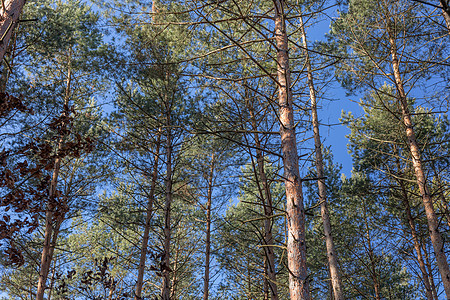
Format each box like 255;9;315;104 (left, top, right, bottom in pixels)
0;0;449;299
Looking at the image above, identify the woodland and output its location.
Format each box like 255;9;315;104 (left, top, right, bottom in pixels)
0;0;449;299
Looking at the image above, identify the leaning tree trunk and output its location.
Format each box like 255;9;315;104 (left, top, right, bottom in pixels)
298;15;344;300
36;62;72;300
273;1;309;299
394;154;434;300
0;0;26;62
135;130;161;300
388;29;450;298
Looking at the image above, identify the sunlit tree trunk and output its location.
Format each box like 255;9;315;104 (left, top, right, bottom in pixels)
388;27;450;298
273;1;309;299
0;0;25;62
298;15;344;300
394;151;433;300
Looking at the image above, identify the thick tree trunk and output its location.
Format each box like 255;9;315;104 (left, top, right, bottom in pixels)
0;0;25;62
36;64;72;300
273;1;309;299
298;15;344;300
246;93;279;300
135;131;161;300
388;33;450;298
203;154;214;300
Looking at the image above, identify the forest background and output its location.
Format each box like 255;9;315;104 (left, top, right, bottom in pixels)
0;0;449;299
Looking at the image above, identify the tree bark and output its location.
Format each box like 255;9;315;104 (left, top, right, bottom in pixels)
36;62;72;300
135;130;162;300
394;152;433;300
273;1;309;299
388;30;450;298
161;112;172;300
298;15;344;300
0;0;25;62
203;154;214;300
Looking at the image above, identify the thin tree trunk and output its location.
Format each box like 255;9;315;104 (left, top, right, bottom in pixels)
47;258;57;300
36;62;72;300
423;241;440;300
362;201;381;300
0;0;26;62
246;92;279;300
273;1;309;299
135;130;162;300
298;15;344;300
203;154;215;300
388;30;450;298
161;116;172;300
430;161;450;229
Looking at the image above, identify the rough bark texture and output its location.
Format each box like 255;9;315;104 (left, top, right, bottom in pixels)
388;32;450;298
0;0;25;62
298;15;344;300
135;131;161;300
36;64;72;300
203;154;214;300
273;1;309;299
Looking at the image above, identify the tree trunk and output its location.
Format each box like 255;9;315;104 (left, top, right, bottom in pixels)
394;153;433;300
135;130;162;300
439;0;450;33
388;31;450;298
362;203;381;300
203;154;214;300
246;90;279;300
0;0;26;62
161;118;172;300
273;1;309;299
36;63;72;300
422;241;440;300
298;15;344;300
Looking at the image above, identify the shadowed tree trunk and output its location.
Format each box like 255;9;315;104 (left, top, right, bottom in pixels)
36;61;72;300
135;130;161;300
245;90;279;300
203;153;214;300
